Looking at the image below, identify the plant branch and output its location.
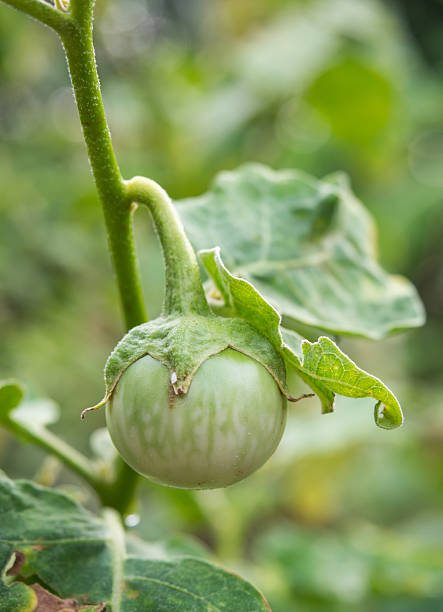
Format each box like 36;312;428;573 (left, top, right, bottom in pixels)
0;0;71;32
2;412;106;494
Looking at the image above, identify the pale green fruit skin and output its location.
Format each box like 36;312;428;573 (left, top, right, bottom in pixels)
106;348;287;489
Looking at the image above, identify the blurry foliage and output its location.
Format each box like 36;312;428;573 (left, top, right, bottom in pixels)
1;0;442;610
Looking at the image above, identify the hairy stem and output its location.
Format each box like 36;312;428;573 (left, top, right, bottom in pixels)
60;20;146;331
53;15;144;514
56;10;148;513
126;176;210;316
60;23;144;513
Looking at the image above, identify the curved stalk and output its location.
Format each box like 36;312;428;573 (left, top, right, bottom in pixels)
126;177;210;316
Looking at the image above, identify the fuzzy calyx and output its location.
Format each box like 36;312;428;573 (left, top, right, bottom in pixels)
82;313;289;418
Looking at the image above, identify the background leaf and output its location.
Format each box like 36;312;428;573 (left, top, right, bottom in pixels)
13;398;59;428
177;164;425;339
0;472;271;612
89;427;117;464
253;521;443;610
306;57;393;146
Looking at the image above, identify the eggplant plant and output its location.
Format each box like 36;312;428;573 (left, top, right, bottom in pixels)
0;0;425;610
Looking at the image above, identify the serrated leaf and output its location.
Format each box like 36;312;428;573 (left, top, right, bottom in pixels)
199;247;332;411
199;247;283;352
298;336;403;429
0;472;270;611
199;247;403;428
281;329;335;414
177;163;425;339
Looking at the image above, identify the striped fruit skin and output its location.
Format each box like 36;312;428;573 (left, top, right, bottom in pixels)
106;348;287;489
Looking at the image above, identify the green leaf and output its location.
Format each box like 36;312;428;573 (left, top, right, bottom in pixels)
177;163;425;340
199;247;283;353
295;336;403;429
281;330;334;414
199;247;403;429
0;579;36;612
0;381;24;421
0;472;271;611
199;247;332;411
0;382;59;429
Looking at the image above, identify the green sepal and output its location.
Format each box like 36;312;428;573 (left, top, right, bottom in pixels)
86;313;288;416
199;247;404;429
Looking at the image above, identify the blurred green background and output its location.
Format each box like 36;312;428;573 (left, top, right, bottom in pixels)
1;0;443;610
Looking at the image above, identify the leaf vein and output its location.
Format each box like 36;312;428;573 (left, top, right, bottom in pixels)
125;575;223;611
